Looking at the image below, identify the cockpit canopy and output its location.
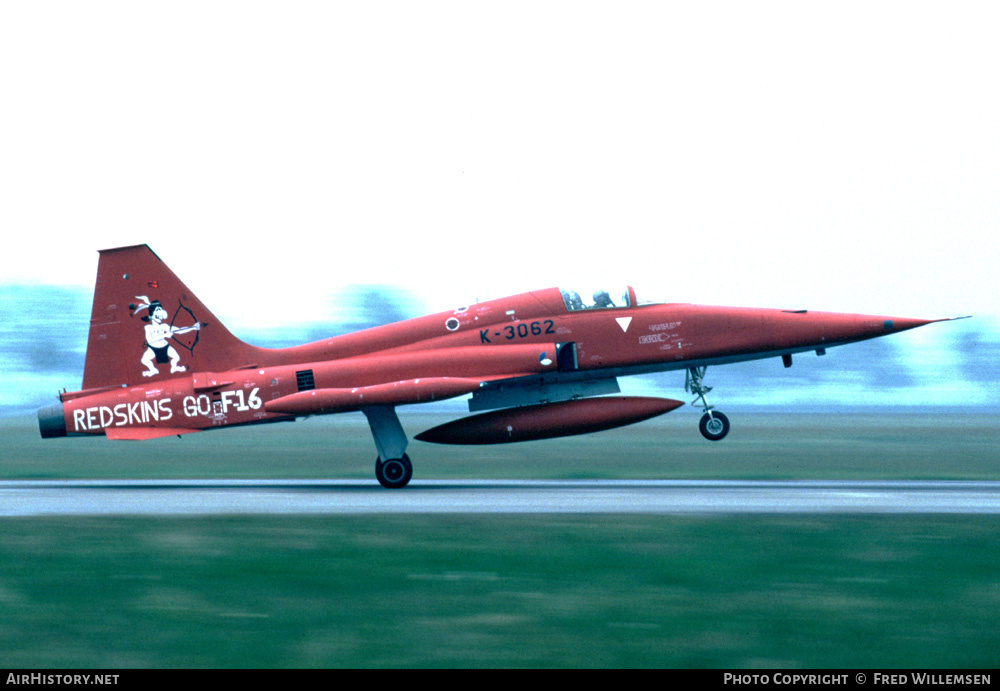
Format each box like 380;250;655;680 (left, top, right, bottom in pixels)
559;286;632;311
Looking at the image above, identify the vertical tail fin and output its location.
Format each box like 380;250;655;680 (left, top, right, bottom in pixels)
82;245;255;389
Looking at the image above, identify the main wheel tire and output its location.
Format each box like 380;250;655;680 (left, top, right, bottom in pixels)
376;454;413;489
699;412;730;441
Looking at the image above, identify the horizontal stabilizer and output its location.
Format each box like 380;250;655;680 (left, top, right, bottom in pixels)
105;427;200;441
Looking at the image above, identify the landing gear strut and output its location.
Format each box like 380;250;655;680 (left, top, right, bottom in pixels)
685;366;730;441
363;405;413;488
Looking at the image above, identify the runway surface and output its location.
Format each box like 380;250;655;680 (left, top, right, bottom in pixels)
3;479;1000;516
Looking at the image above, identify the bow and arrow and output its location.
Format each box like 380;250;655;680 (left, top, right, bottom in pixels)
130;295;209;355
169;298;209;355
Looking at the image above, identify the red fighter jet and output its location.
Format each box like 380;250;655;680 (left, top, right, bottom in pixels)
39;245;959;488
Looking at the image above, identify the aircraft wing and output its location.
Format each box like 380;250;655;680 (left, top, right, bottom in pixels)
468;372;621;412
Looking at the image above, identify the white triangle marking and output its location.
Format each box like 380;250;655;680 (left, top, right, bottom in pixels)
616;317;632;333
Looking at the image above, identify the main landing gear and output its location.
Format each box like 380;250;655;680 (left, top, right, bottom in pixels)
685;366;730;441
375;454;412;489
363;405;413;488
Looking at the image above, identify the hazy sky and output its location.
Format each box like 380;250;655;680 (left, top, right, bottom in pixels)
2;2;998;331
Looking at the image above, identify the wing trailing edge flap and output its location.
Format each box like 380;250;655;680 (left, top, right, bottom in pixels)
468;375;621;412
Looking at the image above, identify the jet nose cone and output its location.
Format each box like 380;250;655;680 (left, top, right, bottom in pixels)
882;317;928;331
799;312;958;347
880;316;957;333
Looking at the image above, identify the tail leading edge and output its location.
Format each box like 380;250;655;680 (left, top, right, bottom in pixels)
82;245;256;390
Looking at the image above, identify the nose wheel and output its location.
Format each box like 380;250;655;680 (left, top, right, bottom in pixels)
686;366;731;441
699;411;730;441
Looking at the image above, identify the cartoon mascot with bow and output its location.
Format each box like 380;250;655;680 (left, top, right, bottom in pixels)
133;296;201;377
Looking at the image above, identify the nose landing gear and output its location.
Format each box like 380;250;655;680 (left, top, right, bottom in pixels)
686;366;730;441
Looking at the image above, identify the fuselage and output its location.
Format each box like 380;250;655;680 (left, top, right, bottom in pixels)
46;286;933;439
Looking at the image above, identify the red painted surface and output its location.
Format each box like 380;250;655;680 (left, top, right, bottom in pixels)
415;396;685;445
264;378;483;415
40;244;946;441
